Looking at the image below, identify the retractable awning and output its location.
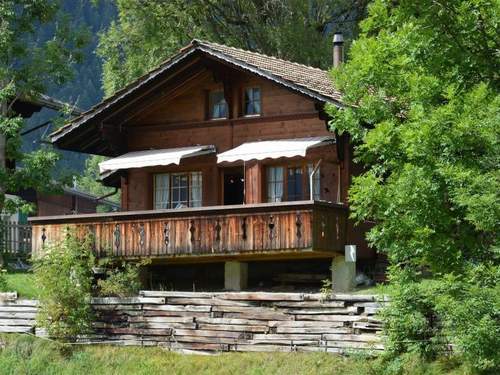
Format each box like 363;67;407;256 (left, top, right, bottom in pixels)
99;145;216;173
217;136;334;164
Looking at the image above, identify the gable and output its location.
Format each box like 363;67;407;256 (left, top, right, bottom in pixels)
51;40;341;156
129;71;317;127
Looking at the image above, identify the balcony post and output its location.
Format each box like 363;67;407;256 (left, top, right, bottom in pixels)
331;245;356;292
224;261;248;291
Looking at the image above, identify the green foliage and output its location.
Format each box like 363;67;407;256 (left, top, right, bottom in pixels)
383;265;500;372
326;0;499;371
76;155;121;208
0;268;7;292
97;260;147;297
99;0;368;96
0;0;89;214
34;232;95;341
0;334;471;375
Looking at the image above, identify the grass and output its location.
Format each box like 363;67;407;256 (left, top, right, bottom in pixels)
2;272;38;299
0;334;472;375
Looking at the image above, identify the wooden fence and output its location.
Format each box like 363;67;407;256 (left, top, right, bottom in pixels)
0;222;32;256
0;291;386;354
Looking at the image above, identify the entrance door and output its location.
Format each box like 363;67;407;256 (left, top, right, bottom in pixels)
223;170;244;205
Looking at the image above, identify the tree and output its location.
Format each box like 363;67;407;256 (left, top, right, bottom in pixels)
327;0;499;370
98;0;368;96
0;1;87;263
76;155;120;208
0;2;87;209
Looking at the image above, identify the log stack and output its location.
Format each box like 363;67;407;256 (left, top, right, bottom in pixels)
0;293;38;333
89;291;387;354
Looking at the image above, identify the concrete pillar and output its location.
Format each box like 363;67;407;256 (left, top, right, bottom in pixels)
332;245;356;292
224;261;248;291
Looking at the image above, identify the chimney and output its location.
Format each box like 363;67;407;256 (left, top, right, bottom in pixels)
333;33;344;68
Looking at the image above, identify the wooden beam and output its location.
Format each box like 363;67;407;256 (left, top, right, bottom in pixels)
124;111;321;133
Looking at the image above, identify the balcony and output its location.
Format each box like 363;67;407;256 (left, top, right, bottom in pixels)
29;201;347;262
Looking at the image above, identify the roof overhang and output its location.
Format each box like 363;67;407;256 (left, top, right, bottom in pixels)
217;136;335;164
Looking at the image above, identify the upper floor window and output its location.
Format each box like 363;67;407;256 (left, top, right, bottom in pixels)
243;87;261;116
209;90;228;119
266;163;320;202
154;171;203;209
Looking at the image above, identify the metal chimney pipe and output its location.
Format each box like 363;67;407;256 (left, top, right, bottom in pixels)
333;33;344;68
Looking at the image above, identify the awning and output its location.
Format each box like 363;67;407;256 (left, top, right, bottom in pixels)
99;145;216;173
217;136;334;164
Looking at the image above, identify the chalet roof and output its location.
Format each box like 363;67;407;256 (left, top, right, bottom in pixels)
13;93;82;118
50;40;342;152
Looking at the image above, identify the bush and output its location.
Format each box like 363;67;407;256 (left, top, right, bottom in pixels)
97;260;147;297
382;265;500;373
0;268;7;292
34;231;95;341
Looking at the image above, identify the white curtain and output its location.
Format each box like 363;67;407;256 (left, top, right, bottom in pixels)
189;172;203;207
154;173;170;209
267;166;284;202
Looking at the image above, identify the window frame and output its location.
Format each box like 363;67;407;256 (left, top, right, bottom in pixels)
265;162;321;203
208;90;228;120
242;87;262;117
153;171;203;209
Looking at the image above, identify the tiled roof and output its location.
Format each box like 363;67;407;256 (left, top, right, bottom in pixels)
51;40;342;144
195;40;342;103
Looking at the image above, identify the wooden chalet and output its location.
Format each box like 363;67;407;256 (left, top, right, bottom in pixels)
29;38;376;292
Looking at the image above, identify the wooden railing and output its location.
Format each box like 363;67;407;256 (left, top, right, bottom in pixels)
29;201;347;261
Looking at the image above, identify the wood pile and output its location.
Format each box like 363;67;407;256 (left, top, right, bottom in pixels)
0;292;37;333
88;291;387;354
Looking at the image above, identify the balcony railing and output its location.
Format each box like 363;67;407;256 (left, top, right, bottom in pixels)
29;201;347;261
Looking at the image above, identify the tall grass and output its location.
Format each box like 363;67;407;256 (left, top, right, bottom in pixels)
0;334;471;375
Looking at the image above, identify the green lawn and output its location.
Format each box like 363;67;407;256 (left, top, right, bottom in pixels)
0;334;470;375
3;272;38;299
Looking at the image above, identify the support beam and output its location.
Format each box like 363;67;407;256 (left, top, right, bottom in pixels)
224;261;248;291
331;245;356;292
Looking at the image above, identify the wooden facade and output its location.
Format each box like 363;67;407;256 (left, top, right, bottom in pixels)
31;40;375;267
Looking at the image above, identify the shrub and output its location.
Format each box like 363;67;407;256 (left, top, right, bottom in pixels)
0;268;7;292
97;260;147;297
382;265;500;373
34;231;95;341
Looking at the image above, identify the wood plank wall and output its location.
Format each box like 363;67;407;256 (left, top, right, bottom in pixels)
30;203;348;260
122;73;344;211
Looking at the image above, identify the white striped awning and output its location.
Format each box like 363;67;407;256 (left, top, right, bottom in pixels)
99;145;216;173
217;136;334;164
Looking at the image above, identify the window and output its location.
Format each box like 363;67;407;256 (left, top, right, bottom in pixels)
209;90;228;119
243;87;261;116
267;163;321;202
171;173;189;208
287;167;303;201
153;172;203;209
307;164;321;200
267;166;284;202
154;174;170;209
189;171;203;207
